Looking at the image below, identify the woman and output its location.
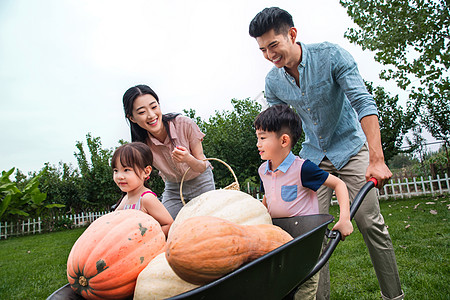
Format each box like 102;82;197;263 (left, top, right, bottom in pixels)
122;84;215;219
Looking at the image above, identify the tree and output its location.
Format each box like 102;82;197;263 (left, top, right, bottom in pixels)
193;99;263;189
35;162;85;213
340;0;450;168
365;81;413;163
405;125;428;172
388;153;418;170
14;169;28;190
74;133;122;210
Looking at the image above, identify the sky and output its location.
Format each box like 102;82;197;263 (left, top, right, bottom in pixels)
0;0;431;175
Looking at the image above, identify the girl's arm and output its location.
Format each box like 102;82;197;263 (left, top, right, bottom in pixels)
141;194;174;237
322;174;353;240
171;139;207;173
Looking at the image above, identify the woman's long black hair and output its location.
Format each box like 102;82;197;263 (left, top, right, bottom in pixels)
122;84;179;144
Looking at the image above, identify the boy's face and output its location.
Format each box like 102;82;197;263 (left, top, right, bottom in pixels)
256;129;284;161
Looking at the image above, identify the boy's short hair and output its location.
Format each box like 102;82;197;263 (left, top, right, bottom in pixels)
249;7;294;38
254;104;302;148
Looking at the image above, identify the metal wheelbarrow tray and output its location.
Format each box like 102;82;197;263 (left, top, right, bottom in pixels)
48;179;376;300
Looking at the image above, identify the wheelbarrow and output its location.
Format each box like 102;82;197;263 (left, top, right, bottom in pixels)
47;178;377;300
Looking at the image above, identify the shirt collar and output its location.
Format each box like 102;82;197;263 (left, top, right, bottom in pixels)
147;120;178;146
297;42;307;68
283;42;306;76
264;151;296;174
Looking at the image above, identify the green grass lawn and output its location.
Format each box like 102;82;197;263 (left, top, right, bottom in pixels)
0;228;85;300
329;193;449;299
0;194;449;300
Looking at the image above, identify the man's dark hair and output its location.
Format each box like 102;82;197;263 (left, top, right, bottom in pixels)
254;104;302;148
249;7;294;38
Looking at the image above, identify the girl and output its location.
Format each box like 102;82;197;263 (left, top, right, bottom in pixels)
122;84;215;219
112;142;173;237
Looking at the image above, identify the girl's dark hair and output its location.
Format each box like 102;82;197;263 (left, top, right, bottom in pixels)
254;104;302;148
122;84;179;144
111;142;154;208
111;142;153;175
249;7;294;38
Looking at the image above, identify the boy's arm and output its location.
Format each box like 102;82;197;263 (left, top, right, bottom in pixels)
322;174;353;240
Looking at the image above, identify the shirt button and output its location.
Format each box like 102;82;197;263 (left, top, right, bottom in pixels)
302;93;305;96
307;108;310;111
319;136;322;139
314;122;317;125
324;150;327;153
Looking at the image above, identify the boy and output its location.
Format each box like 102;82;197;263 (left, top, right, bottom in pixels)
255;104;353;299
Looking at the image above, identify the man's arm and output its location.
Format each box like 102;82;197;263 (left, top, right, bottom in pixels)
332;45;390;188
360;115;392;188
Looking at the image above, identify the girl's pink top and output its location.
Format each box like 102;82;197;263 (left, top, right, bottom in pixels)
146;116;211;182
123;191;157;210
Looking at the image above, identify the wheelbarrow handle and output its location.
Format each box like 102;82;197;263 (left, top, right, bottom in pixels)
350;177;377;220
297;178;377;286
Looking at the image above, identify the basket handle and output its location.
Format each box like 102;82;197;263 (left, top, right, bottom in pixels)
179;158;240;206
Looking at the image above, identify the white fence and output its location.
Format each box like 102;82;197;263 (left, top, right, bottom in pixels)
377;173;450;199
0;211;109;239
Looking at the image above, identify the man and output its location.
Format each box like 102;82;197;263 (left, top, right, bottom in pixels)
249;7;404;300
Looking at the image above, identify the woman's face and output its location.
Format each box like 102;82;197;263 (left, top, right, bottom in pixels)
129;94;163;135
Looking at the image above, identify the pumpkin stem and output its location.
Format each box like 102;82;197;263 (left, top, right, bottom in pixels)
78;276;88;287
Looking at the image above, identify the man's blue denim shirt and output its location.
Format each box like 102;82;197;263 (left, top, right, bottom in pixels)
265;42;378;170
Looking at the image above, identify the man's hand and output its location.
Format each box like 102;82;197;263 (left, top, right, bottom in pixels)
366;160;392;189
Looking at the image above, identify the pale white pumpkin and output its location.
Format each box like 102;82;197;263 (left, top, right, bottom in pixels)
169;189;272;236
134;252;199;300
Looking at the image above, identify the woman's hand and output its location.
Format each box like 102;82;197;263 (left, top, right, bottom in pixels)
171;146;190;163
172;143;207;173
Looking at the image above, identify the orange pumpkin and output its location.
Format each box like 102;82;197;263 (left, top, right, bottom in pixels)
67;209;166;300
165;216;293;285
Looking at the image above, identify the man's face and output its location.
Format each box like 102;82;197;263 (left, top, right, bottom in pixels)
256;28;297;69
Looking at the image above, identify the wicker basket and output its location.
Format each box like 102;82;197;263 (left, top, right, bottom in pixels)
179;158;240;205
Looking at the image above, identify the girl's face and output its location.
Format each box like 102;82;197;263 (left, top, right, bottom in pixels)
113;159;146;193
256;129;283;161
129;94;163;136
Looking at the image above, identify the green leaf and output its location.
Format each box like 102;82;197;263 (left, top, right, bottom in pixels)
0;182;20;194
45;204;65;209
1;168;15;182
0;194;12;219
8;208;29;217
30;192;47;206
